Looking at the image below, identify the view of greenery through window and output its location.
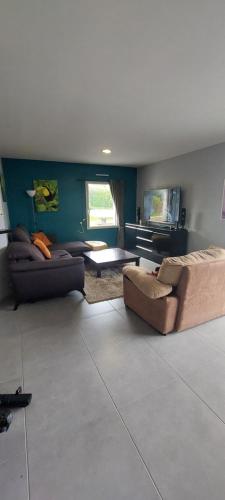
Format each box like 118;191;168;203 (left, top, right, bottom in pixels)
86;182;117;228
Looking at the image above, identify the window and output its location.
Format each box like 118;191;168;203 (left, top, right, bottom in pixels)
86;182;117;229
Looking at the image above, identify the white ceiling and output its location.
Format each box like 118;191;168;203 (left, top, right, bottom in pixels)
1;0;225;166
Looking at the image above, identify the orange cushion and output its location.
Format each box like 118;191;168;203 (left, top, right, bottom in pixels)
32;231;52;247
33;238;52;259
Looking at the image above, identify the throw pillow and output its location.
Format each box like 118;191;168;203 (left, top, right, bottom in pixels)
12;226;31;244
33;238;52;259
122;266;172;299
31;231;52;247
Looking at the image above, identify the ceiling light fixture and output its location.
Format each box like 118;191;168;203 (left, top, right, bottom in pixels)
102;148;111;155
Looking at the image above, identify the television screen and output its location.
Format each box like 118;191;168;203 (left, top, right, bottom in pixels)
144;187;181;224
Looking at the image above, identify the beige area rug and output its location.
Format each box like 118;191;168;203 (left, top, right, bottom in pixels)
84;266;124;303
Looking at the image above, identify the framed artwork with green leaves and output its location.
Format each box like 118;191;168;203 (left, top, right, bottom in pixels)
33;180;59;212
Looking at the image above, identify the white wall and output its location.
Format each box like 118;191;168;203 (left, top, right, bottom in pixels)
0;160;10;301
137;142;225;252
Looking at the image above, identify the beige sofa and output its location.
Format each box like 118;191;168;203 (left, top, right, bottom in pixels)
123;248;225;334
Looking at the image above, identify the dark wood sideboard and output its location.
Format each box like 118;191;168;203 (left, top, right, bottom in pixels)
125;223;188;263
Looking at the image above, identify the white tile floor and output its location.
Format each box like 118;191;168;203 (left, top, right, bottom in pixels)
1;259;225;499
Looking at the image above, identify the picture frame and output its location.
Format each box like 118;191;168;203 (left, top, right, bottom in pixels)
33;179;59;212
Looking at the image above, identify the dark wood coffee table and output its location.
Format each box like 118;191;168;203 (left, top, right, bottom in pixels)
84;247;140;278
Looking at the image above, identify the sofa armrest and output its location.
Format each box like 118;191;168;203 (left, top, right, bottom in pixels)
9;256;84;273
123;276;178;334
9;256;85;303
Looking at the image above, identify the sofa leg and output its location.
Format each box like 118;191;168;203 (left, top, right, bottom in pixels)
80;289;86;298
13;302;19;311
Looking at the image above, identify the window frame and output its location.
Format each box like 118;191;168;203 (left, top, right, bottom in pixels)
85;181;118;230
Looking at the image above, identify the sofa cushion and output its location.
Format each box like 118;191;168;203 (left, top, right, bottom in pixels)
33;238;52;259
31;231;52;247
157;247;225;286
12;226;31;244
122;266;172;299
51;241;90;256
7;242;45;262
85;241;108;251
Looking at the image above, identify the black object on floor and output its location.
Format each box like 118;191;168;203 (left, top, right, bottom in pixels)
0;386;32;433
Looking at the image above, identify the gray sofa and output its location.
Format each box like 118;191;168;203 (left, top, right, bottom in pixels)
7;236;85;307
10;225;90;256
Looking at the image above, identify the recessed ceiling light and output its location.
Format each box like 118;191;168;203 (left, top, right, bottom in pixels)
102;148;111;154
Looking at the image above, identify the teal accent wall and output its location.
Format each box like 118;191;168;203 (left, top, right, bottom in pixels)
2;159;137;246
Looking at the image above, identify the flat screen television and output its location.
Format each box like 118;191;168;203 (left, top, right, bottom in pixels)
143;187;181;224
